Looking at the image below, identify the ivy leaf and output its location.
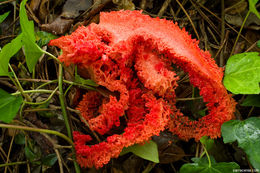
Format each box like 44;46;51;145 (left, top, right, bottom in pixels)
0;34;23;76
19;0;43;72
241;95;260;107
248;0;260;19
120;140;159;163
0;11;10;24
0;89;23;123
221;117;260;169
223;52;260;94
180;156;239;173
257;40;260;48
35;31;58;47
41;153;57;166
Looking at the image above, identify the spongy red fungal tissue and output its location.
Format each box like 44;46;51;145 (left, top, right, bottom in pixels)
49;10;236;168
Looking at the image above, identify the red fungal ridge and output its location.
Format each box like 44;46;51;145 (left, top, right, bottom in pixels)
74;93;170;168
50;10;236;168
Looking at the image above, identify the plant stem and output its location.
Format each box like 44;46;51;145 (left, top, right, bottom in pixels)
24;87;58;105
8;64;32;102
58;64;81;173
0;161;28;168
0;124;74;146
202;144;211;168
11;89;55;96
230;11;250;56
42;50;61;64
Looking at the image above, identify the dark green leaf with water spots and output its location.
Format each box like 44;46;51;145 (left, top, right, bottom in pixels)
180;156;239;173
221;117;260;169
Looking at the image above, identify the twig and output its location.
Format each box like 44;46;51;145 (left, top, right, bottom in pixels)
0;124;74;146
4;130;16;173
0;0;15;5
0;161;28;168
176;0;200;40
245;41;258;52
220;0;225;66
230;11;250;56
193;0;252;44
158;0;172;18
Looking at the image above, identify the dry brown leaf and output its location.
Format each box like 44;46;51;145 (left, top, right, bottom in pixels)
41;16;73;35
112;0;135;10
41;0;92;35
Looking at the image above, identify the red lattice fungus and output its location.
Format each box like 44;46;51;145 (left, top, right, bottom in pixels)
50;10;236;168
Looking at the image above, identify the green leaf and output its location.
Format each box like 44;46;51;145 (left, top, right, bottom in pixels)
0;89;23;123
41;153;57;166
221;117;260;169
257;40;260;48
120;140;159;163
200;136;214;151
14;133;26;145
35;31;58;47
25;146;37;162
223;52;260;94
180;156;239;173
248;0;260;19
75;74;99;87
0;11;10;24
0;34;23;76
19;0;43;72
241;95;260;107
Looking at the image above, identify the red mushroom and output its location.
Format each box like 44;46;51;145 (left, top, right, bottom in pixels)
50;10;236;168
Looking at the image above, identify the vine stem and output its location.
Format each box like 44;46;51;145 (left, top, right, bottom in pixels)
58;64;81;173
11;89;56;96
202;144;211;168
230;10;250;56
0;124;73;146
8;64;32;102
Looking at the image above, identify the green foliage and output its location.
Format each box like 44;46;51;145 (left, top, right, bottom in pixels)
180;156;239;173
0;11;10;24
0;89;23;123
36;31;58;47
14;133;26;145
75;74;98;87
241;95;260;107
41;153;57;166
200;136;214;151
223;52;260;94
19;0;43;72
248;0;260;19
221;117;260;169
25;146;38;162
0;34;23;76
120;140;159;163
257;40;260;48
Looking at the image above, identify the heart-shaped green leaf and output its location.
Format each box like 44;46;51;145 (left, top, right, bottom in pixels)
120;140;159;163
0;89;23;123
223;52;260;94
